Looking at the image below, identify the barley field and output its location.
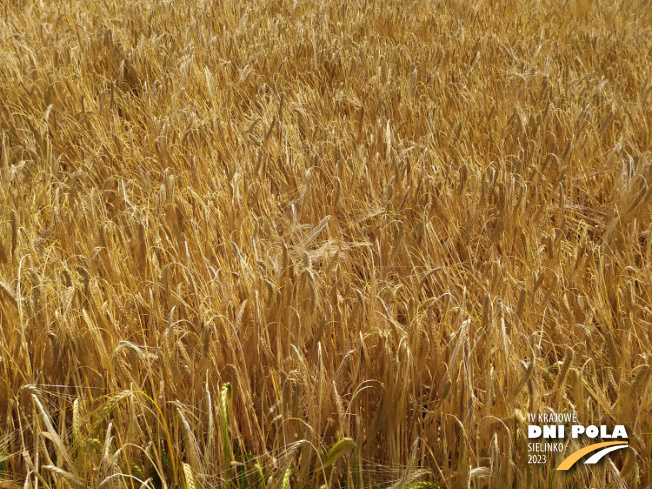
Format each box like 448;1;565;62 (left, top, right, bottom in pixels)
0;0;651;487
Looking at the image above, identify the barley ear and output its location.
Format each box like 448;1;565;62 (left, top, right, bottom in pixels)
321;437;355;470
281;466;292;489
182;463;197;489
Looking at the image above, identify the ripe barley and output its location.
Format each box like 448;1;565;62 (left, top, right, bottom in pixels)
0;1;649;488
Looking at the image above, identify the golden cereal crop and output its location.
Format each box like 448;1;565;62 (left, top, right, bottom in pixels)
0;0;651;487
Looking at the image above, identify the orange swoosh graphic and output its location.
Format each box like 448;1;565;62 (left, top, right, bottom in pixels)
556;441;628;471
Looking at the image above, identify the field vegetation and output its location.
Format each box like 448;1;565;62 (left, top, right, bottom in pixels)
0;0;651;487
